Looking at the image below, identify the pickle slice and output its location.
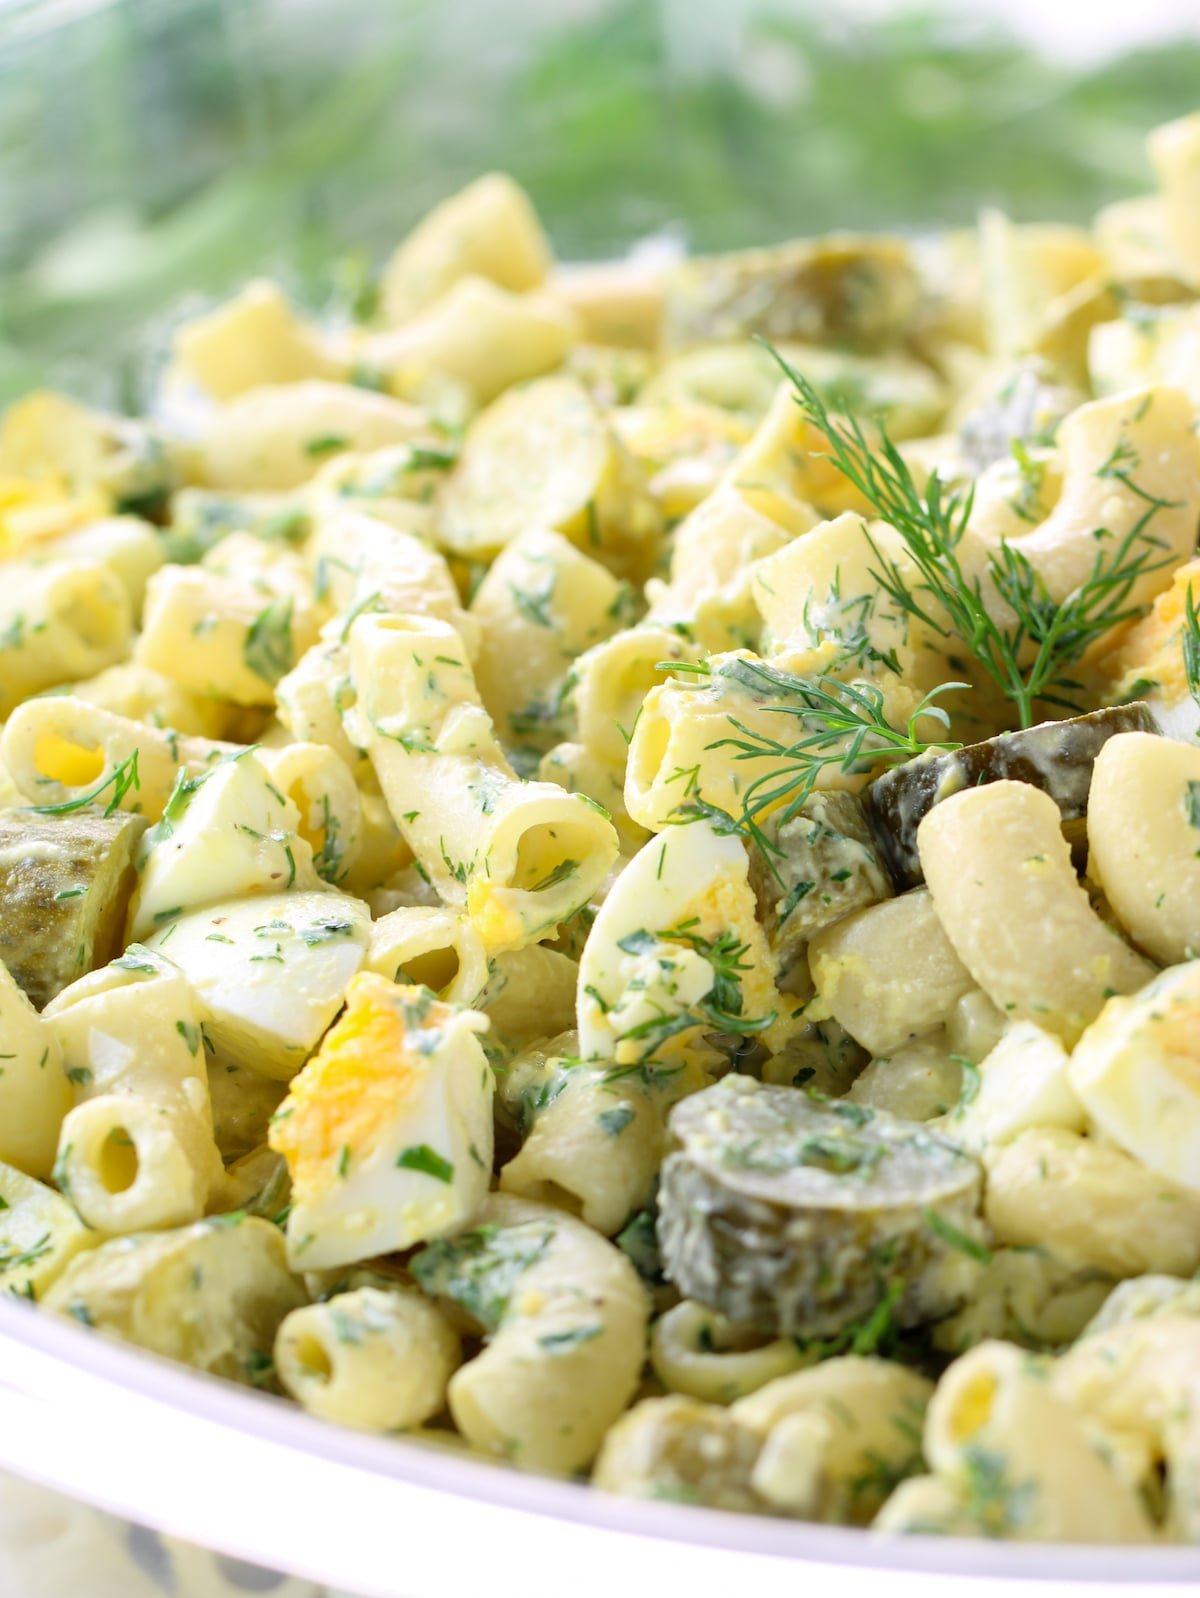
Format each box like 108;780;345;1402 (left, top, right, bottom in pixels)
0;809;146;1007
864;703;1157;889
663;236;919;351
658;1076;985;1339
747;791;893;970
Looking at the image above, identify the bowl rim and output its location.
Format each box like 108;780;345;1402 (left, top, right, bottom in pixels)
0;1294;1197;1588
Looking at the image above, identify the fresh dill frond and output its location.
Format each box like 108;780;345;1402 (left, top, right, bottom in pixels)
665;656;963;875
1183;584;1200;712
30;749;141;818
773;350;1178;728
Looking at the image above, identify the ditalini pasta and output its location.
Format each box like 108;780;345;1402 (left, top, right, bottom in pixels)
7;117;1200;1547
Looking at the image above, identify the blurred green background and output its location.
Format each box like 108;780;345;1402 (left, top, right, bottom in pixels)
2;0;1199;407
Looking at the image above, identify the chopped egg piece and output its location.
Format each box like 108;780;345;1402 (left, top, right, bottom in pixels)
270;972;494;1269
1068;961;1200;1194
144;889;371;1080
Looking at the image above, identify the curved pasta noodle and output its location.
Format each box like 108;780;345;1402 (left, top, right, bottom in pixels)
378;172;551;324
983;1126;1200;1278
917;780;1153;1044
275;1282;460;1431
724;381;870;526
650;1300;814;1405
194;381;425;492
930;1245;1112;1355
341;790;414;901
751;512;946;690
965;447;1064;550
42;1216;305;1381
172;277;343;400
0;696;238;821
538;740;644;851
547;257;664;351
360;276;579;407
136;564;319;707
435;1193;648;1474
967;386;1200;621
572;626;697;770
645;485;796;653
0;1162;98;1299
307;509;479;658
45;952;222;1233
976;210;1104;361
41;515;164;618
923;1339;1156;1542
258;740;364;887
349;612;618;953
592;1394;770;1513
0;559;131;717
499;1063;662;1234
66;661;232;740
872;1472;978;1536
541;624;696;848
366;904;489;1007
625;643;921;833
306;446;443;535
1055;1313;1200;1541
274;629;362;768
733;1357;934;1526
0;962;71;1179
469;527;626;758
846;1031;964;1122
436;375;658;577
1086;731;1200;966
476;944;580;1041
1149;112;1200;285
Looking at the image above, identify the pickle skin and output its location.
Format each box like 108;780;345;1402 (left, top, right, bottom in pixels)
663;236;919;352
657;1076;986;1339
0;809;147;1008
747;790;893;970
864;703;1158;890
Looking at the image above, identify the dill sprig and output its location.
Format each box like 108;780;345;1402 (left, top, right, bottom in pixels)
772;350;1178;728
1183;585;1200;713
666;656;962;871
30;749;141;818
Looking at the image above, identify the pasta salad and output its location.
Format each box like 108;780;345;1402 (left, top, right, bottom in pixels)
4;109;1200;1547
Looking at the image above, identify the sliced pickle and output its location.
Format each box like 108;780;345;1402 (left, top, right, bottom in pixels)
663;235;919;351
864;703;1157;889
748;791;893;970
658;1076;985;1339
0;808;146;1007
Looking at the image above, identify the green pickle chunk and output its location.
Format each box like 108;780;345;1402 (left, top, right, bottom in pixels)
864;703;1158;890
657;1076;986;1339
0;809;147;1008
747;790;893;970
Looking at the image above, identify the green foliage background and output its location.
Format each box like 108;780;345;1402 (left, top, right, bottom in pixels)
1;0;1198;406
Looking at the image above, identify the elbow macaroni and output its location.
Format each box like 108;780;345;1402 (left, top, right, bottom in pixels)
415;1193;648;1474
45;951;222;1233
350;612;618;952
